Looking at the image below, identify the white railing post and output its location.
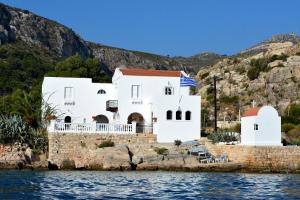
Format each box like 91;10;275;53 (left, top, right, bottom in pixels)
47;120;56;133
132;121;137;134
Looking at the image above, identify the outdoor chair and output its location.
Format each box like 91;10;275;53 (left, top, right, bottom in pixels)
215;154;228;163
200;155;215;164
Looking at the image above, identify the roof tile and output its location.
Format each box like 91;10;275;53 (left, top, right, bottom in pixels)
243;107;261;117
120;68;182;77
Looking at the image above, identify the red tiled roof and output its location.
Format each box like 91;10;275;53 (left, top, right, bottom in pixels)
243;107;261;117
119;68;182;77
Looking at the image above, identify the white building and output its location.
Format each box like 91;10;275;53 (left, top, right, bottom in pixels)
42;68;201;142
241;106;282;146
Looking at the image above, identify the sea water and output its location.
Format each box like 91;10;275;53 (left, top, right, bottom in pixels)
0;170;300;199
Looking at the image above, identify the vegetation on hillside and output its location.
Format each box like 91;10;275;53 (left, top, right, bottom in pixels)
247;54;288;80
282;104;300;145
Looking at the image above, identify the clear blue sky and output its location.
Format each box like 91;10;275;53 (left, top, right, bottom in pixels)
1;0;300;56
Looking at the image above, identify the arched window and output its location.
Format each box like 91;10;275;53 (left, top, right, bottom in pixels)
166;110;172;120
97;89;106;94
185;111;191;120
176;110;182;120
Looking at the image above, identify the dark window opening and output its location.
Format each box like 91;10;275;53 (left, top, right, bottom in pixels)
166;110;172;120
185;111;191;120
254;124;258;131
97;89;106;94
176;110;182;120
165;87;174;95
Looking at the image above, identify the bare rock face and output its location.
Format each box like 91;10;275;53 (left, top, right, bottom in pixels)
102;145;132;170
0;3;89;57
52;145;133;170
0;144;33;168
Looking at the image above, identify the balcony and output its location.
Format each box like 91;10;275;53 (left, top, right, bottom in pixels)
106;100;118;112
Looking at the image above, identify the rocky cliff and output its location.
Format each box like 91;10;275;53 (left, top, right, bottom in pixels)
196;33;300;122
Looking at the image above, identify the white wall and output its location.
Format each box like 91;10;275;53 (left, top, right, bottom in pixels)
114;72;200;142
241;106;281;146
241;116;256;145
255;106;282;146
42;77;115;123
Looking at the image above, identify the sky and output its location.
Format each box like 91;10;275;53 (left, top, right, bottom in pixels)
1;0;300;57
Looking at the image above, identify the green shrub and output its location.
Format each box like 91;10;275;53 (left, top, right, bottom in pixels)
0;115;48;152
201;72;209;79
247;58;271;80
269;54;288;62
219;95;239;104
207;132;238;144
296;52;300;56
282;104;300;124
247;66;260;80
0;115;28;144
236;66;246;74
174;140;182;146
98;140;115;148
154;147;169;155
206;86;214;95
282;123;296;133
206;94;214;103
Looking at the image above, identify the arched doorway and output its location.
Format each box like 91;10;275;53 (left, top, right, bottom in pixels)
64;116;71;123
95;115;109;123
64;116;71;130
127;112;144;133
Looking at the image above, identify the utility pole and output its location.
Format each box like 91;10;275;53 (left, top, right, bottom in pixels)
213;76;217;132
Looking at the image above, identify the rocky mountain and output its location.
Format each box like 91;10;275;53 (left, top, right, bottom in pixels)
0;3;223;75
196;33;300;124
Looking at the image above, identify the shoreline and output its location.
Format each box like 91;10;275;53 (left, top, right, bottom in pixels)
1;161;300;174
2;140;300;174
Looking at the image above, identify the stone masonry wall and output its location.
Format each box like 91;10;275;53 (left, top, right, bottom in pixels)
205;143;300;173
48;132;157;168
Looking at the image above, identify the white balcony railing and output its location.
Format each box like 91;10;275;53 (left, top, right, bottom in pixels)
96;123;133;134
48;121;136;134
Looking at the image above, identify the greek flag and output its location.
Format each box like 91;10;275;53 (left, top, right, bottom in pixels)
180;76;197;87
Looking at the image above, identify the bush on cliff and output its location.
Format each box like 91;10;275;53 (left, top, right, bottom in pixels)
207;132;238;144
0;115;48;152
98;140;115;148
174;140;182;146
154;147;169;155
282;123;296;133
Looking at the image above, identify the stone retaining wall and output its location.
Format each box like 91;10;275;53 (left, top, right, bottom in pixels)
48;132;157;168
205;143;300;173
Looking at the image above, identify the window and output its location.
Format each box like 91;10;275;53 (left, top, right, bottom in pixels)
131;85;140;99
64;87;73;99
176;110;182;120
254;124;258;130
97;89;106;94
166;110;172;120
185;111;191;120
165;87;174;95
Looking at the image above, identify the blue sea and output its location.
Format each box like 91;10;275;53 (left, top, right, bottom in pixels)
0;170;300;199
